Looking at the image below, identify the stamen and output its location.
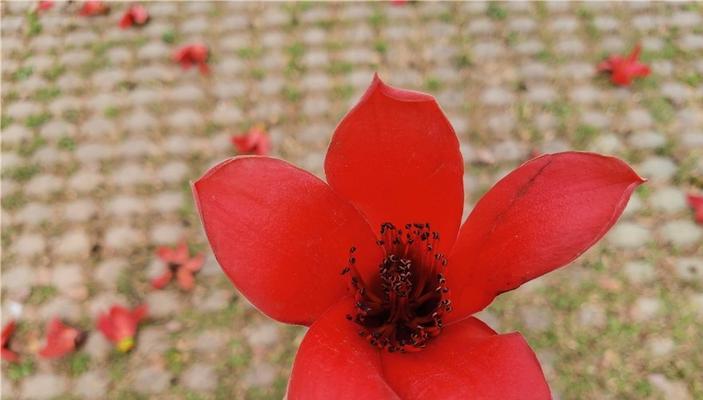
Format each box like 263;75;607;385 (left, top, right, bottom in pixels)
343;222;451;352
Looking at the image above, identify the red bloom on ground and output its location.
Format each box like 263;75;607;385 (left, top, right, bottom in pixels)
194;75;645;399
37;0;53;12
231;126;271;155
173;44;209;75
38;319;85;359
1;320;19;362
687;193;703;224
96;305;147;352
79;1;109;16
152;242;205;291
119;4;149;29
597;44;651;86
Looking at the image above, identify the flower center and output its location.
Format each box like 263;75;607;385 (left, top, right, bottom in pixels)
342;222;451;353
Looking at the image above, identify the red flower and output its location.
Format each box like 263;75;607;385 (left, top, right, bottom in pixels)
38;319;85;359
119;4;149;29
231;126;271;155
598;44;651;86
37;0;54;12
193;75;644;398
79;1;109;16
173;44;210;75
152;242;205;291
1;320;19;362
687;193;703;224
96;305;147;352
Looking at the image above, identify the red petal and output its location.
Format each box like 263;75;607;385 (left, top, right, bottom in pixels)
1;348;19;362
118;13;132;28
447;152;644;320
381;317;550;399
325;75;464;252
176;268;195;291
151;270;173;289
288;299;400;399
688;193;703;224
39;319;80;359
183;253;205;272
193;156;382;325
1;321;16;347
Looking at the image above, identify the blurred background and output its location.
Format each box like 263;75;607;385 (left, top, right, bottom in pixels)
1;1;702;399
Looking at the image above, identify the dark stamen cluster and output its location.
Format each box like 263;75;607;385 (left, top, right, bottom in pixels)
342;222;451;352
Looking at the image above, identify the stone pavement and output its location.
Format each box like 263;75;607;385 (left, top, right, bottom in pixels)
1;1;702;399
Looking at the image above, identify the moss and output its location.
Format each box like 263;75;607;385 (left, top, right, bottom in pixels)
27;285;58;305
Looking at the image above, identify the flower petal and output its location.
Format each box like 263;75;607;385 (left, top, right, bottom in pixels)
288;299;400;400
193;156;382;325
447;152;645;320
325;75;464;252
381;317;550;399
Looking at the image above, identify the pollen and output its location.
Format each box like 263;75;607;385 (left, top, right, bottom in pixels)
342;222;451;353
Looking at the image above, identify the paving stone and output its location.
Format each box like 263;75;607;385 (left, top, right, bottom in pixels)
638;157;677;182
63;199;98;222
53;229;91;259
15;202;53;226
104;225;143;251
578;303;606;328
674;258;703;283
182;363;217;392
607;222;650;248
623;261;656;284
21;373;68;400
52;263;85;294
650;187;688;213
245;322;280;349
243;362;277;388
74;371;110;399
133;366;173;395
648;374;692;400
1;265;35;293
39;297;83;321
631;297;661;322
647;337;675;357
520;306;552;333
590;133;623;154
157;161;190;183
192;330;228;354
146;291;182;318
660;220;702;248
12;233;46;257
136;326;169;355
629;131;666;150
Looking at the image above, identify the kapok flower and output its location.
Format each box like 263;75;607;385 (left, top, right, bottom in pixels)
38;318;85;359
231;125;271;156
1;320;19;362
119;4;149;29
193;75;645;399
687;193;703;224
598;44;651;86
37;0;53;12
96;305;147;352
173;44;209;75
79;1;109;17
152;242;205;291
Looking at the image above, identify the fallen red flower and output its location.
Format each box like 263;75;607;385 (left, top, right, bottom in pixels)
194;75;645;398
597;44;651;86
687;193;703;224
152;242;205;291
173;44;209;75
119;4;149;29
231;126;271;156
37;0;53;12
38;318;85;359
1;320;19;362
96;305;147;352
79;1;109;16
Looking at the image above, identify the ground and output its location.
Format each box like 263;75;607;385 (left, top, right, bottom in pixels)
1;1;703;399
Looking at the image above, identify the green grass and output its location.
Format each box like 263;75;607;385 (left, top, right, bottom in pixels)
27;285;58;305
486;3;507;20
6;359;36;381
12;66;33;81
25;112;51;129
